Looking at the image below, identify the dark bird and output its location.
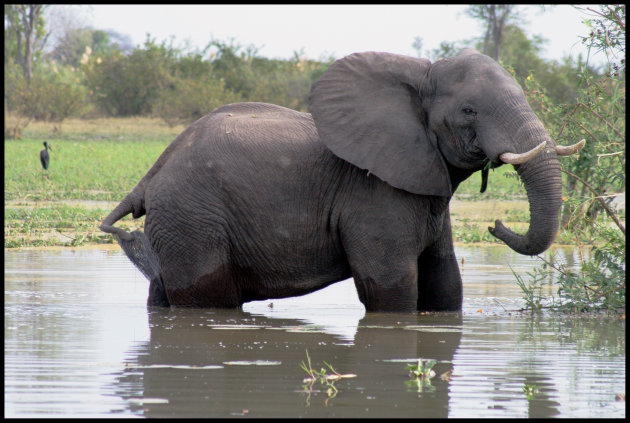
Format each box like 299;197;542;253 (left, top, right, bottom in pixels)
40;141;52;170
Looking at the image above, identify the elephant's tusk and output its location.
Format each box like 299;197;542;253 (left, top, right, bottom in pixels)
499;141;547;165
555;139;586;156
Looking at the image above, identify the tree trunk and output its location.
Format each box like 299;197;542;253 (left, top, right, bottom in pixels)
13;4;47;82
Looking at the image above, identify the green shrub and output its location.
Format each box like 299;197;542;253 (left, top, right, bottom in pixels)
153;74;239;126
514;5;625;314
5;61;90;137
83;37;175;116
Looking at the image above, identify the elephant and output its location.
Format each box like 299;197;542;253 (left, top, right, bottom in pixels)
101;48;584;312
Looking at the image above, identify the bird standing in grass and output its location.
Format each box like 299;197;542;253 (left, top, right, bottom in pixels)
40;141;52;171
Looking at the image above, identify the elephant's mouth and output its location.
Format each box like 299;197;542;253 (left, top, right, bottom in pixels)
468;140;487;161
461;135;490;168
439;131;489;170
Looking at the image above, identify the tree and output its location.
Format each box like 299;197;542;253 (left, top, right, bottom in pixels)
49;27;123;67
486;24;586;105
4;4;50;81
560;5;625;230
412;36;424;58
575;4;625;75
466;4;516;60
5;5;51;138
428;41;461;61
83;35;180;116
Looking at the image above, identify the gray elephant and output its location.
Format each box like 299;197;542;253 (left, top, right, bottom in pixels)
101;49;583;311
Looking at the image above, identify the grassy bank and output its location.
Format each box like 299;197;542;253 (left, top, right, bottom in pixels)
3;117;568;248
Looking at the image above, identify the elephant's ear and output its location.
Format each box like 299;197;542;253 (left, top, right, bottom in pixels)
309;52;451;196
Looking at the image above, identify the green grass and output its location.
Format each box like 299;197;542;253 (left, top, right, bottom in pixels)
5;137;170;201
5;117;174;247
454;165;526;200
5;202;143;247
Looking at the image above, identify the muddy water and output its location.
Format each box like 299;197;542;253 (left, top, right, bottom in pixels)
4;246;625;418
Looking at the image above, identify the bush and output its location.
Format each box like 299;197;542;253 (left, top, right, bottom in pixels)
31;64;91;123
4;62;32;139
4;61;90;137
515;5;625;315
83;37;176;116
515;225;625;314
208;41;333;112
153;74;240;126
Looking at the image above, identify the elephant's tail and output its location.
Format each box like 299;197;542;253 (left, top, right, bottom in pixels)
117;229;161;283
101;195;161;283
100;196;137;241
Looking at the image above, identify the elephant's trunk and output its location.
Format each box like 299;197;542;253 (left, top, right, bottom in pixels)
489;148;563;256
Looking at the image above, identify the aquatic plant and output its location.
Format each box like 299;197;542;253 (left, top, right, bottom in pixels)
406;358;437;379
523;384;539;400
405;358;437;393
298;350;356;405
514;235;625;315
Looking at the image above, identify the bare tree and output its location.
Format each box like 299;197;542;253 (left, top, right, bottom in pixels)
5;4;51;81
466;5;516;60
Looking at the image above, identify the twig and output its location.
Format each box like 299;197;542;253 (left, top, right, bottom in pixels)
557;103;582;137
536;251;576;273
577;102;625;139
561;168;625;234
492;298;508;312
597;151;624;159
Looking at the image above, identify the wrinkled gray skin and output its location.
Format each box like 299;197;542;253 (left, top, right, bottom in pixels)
102;49;564;311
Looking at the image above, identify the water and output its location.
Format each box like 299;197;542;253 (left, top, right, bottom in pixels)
4;246;625;418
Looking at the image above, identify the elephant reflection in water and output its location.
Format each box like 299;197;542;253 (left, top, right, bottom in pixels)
112;310;463;418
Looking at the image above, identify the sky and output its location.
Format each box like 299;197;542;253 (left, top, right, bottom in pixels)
55;4;606;66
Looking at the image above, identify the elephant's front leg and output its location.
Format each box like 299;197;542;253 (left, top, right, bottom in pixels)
344;234;419;312
417;211;462;311
352;268;419;312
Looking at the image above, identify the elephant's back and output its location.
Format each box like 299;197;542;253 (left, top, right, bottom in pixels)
198;102;318;146
156;102;321;170
144;102;333;210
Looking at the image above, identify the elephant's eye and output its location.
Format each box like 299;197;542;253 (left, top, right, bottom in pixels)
463;107;476;115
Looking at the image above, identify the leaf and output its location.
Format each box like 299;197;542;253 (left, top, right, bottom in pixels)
424;360;437;371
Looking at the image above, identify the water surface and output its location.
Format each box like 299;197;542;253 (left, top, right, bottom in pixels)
4;246;625;418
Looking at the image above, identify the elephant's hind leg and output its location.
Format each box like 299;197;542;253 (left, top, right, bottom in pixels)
148;275;169;307
159;253;241;308
190;263;242;308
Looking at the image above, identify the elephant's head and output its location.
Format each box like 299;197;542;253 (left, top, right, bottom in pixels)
309;49;583;256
